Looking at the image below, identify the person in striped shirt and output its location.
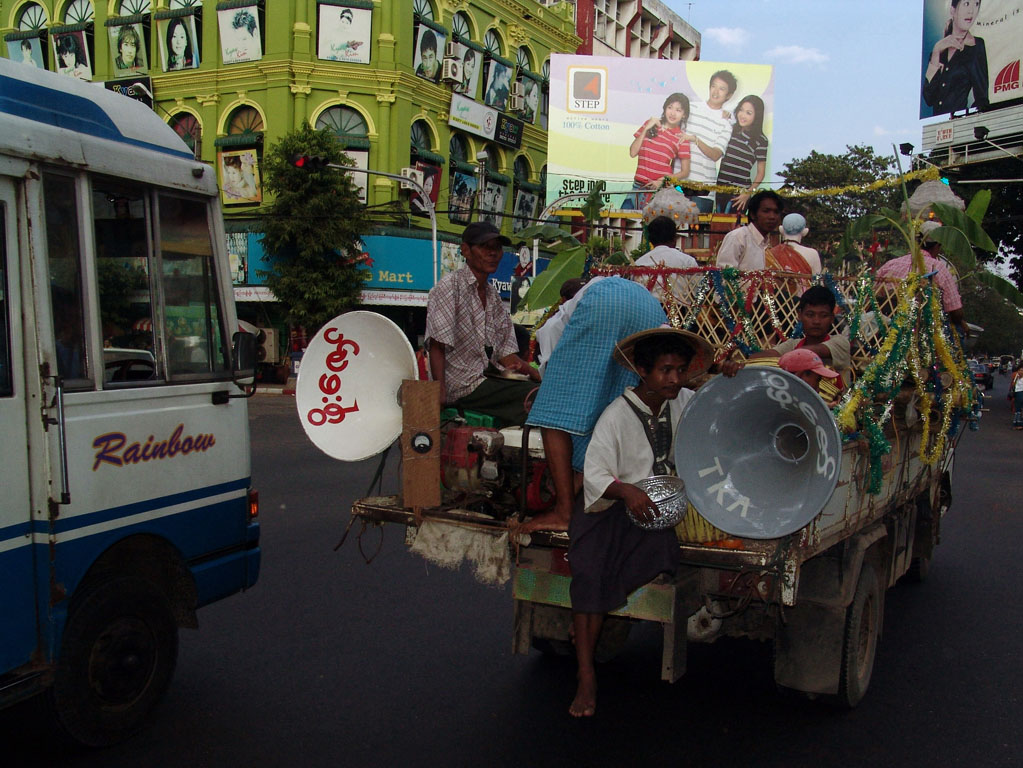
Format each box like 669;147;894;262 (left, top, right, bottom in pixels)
684;70;736;213
716;95;769;213
624;92;691;209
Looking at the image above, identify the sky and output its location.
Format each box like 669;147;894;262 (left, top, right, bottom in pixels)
671;0;935;182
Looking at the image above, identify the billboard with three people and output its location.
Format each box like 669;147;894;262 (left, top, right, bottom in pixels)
545;55;774;214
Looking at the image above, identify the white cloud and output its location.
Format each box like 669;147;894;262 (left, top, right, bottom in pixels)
704;27;750;49
764;45;829;65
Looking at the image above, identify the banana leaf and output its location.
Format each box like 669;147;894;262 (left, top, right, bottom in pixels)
512;223;580;247
974;270;1023;308
521;245;586;311
930;201;996;251
965;189;991;223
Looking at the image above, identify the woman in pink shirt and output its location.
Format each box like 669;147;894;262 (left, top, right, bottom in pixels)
625;93;691;209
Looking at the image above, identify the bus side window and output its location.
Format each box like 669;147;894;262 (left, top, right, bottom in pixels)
92;181;159;385
157;195;229;378
42;173;91;388
0;207;11;397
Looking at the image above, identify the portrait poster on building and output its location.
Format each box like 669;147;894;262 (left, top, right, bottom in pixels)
6;37;45;68
451;41;482;99
317;5;371;64
546;55;774;211
478;181;506;227
53;31;92;81
413;24;444;82
218;6;263;65
108;23;148;74
344;149;369;204
159;15;200;72
439;241;465;278
449;170;477;224
518;77;540;124
512;189;538;233
410;162;441;217
919;0;1022;118
484;60;513;111
226;232;248;284
219;149;261;205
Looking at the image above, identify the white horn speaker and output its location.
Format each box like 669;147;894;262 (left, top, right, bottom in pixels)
675;367;842;540
296;311;416;461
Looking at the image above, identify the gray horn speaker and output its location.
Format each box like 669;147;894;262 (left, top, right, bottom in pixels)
675;367;842;539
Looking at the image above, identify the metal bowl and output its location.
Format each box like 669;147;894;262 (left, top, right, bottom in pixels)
629;475;688;530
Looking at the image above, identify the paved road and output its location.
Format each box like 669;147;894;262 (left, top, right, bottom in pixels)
6;373;1023;767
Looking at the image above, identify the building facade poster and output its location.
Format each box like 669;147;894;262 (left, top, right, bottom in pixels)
919;0;1023;118
218;6;263;65
448;93;497;140
546;55;774;210
219;149;262;204
413;24;444;82
109;23;148;74
53;30;92;80
448;170;477;224
484;59;513;111
159;16;200;71
6;37;44;68
317;5;371;64
450;41;481;99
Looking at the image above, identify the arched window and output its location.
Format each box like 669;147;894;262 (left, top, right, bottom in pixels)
410;119;442;164
412;0;444;82
516;46;531;72
412;0;433;20
18;3;48;29
227;106;264;137
119;0;151;12
168;0;201;8
483;30;501;57
63;0;94;23
170;112;201;160
451;11;470;39
540;59;550;130
315;106;370;204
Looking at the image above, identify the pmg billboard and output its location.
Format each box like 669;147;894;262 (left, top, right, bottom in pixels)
920;0;1023;118
546;54;774;213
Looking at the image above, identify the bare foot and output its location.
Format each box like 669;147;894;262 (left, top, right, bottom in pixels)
517;507;571;534
569;672;596;717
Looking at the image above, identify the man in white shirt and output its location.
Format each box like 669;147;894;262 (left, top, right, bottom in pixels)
715;190;783;270
633;215;698;301
684;70;736;213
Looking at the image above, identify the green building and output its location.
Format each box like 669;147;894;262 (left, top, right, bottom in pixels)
3;0;580;359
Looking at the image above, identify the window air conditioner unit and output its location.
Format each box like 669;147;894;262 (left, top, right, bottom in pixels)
399;167;425;190
441;58;462;83
509;94;525;112
256;327;281;365
444;40;459;59
510;81;525;97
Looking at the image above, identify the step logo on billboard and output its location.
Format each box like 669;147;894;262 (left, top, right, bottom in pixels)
567;66;607;113
994;59;1020;94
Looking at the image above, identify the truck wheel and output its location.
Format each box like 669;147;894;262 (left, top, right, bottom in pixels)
49;575;178;747
837;563;881;708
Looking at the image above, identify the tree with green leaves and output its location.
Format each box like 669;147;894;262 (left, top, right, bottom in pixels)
259;124;368;332
777;144;899;254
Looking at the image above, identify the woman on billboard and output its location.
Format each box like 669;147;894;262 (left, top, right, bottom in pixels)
923;0;989;114
715;95;769;213
625;92;691;209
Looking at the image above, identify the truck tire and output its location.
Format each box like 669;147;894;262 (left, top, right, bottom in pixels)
49;575;178;747
837;562;881;708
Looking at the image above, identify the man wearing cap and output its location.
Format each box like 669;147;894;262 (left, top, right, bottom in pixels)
715;190;783;271
779;348;840;403
568;326;712;718
876;220;966;336
766;213;821;274
425;222;540;425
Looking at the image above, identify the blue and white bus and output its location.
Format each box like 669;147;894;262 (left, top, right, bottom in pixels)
0;59;259;745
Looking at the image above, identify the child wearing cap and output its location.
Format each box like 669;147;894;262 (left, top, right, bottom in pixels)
568;326;712;718
779;348;840;404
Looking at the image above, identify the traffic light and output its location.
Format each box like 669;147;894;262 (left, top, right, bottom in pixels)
288;153;330;171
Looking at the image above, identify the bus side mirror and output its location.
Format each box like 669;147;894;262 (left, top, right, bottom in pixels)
233;331;257;385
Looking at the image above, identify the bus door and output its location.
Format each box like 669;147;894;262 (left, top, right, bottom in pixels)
0;174;39;673
32;171;248;635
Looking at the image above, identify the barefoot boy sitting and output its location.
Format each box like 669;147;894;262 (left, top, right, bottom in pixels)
568;326;712;717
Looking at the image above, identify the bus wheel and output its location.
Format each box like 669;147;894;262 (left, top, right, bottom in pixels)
836;562;881;709
50;575;178;747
